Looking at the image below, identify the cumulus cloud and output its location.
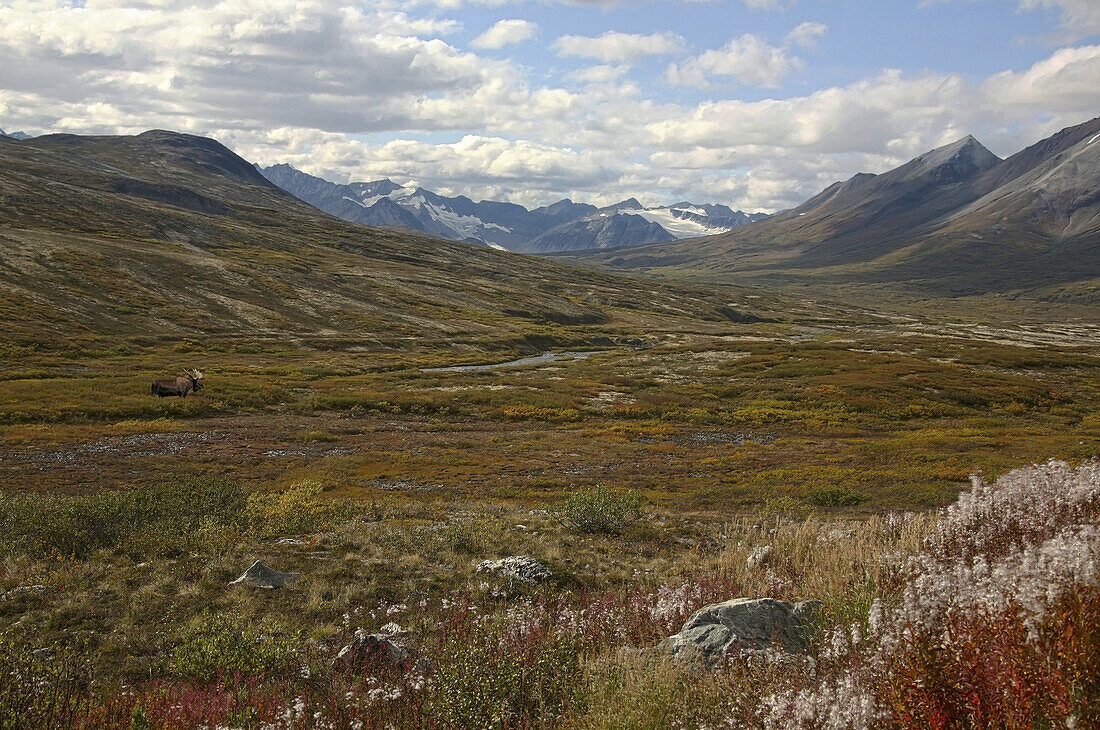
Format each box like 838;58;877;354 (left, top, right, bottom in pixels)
0;0;494;134
0;1;1096;214
244;132;630;207
553;31;683;62
785;21;827;48
646;44;1100;206
472;19;537;49
667;33;804;88
979;44;1100;114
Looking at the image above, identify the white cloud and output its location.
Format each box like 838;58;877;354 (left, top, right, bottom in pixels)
1019;0;1100;35
742;0;787;8
569;64;629;84
0;2;1095;214
553;31;683;62
472;19;537;49
667;33;803;88
979;44;1100;114
785;21;827;48
643;45;1100;209
245;132;628;207
0;0;506;135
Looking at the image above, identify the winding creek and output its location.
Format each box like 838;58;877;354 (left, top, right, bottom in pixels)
420;350;605;373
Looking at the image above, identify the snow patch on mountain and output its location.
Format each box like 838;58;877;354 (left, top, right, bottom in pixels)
622;208;732;239
422;201;511;238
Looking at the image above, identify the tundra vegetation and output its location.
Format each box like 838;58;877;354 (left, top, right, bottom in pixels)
1;316;1099;729
2;127;1098;728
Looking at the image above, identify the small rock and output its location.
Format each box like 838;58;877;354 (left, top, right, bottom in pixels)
476;555;552;584
661;597;821;668
333;629;408;672
229;560;299;589
2;585;48;600
746;545;774;569
821;528;854;543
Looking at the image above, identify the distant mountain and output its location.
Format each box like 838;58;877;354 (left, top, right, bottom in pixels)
0;128;31;140
258;163;766;253
592;117;1100;295
526;201;770;253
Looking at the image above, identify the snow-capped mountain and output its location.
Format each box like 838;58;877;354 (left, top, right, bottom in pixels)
0;128;31;140
524;199;770;253
259;163;767;253
260;163;589;250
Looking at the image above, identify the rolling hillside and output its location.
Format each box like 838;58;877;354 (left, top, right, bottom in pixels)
0;131;765;351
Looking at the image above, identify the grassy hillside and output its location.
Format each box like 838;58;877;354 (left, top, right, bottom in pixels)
0;131;767;352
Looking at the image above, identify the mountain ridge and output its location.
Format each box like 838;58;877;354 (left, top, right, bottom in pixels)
259;163;768;253
590;118;1100;296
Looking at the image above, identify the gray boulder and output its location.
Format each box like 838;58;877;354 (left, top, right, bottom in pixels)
333;628;408;672
476;556;552;584
229;560;299;589
662;597;821;668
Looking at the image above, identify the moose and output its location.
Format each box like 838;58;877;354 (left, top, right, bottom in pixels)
151;369;205;398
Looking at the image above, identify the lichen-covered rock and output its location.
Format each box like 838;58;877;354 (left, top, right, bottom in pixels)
661;597;821;668
476;555;552;584
746;545;774;569
228;560;299;589
333;629;408;672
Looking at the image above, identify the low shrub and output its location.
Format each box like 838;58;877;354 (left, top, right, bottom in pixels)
0;635;87;730
245;481;352;537
296;429;337;443
165;612;299;682
805;485;871;507
555;486;643;534
0;477;246;559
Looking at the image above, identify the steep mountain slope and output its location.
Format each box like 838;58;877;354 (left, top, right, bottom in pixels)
260;164;765;253
0;130;759;349
943;120;1100;239
592;118;1100;295
526;208;675;252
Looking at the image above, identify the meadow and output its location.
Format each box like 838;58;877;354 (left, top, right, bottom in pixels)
2;315;1099;728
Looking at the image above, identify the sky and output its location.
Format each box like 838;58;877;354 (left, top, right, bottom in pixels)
0;1;1097;211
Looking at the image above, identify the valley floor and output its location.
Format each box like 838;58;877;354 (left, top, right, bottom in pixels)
2;317;1098;728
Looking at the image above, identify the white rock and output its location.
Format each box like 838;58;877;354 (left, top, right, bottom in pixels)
476;555;551;584
229;560;299;589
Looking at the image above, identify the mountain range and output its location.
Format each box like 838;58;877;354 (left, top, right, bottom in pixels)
259;163;768;253
0;128;31;140
592;116;1100;296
